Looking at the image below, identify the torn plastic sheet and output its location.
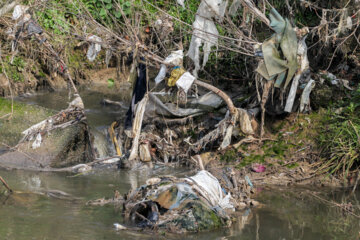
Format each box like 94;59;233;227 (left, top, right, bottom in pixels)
27;21;43;35
145;93;205;118
284;73;301;112
238;108;255;135
188;91;223;110
176;0;185;8
154;65;167;85
176;71;195;93
300;79;315;112
32;133;42;149
187;0;227;77
154;50;183;84
256;8;298;88
87;35;102;62
12;5;29;20
186;170;234;211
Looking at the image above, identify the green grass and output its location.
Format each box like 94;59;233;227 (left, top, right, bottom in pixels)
318;87;360;178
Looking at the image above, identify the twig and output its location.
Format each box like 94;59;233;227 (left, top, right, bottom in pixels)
0;176;12;193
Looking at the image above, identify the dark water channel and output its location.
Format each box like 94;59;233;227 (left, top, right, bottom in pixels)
1;88;359;240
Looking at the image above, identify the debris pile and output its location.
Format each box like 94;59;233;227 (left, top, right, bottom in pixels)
122;170;254;232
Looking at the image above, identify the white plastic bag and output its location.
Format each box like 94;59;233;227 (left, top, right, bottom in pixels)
187;0;227;77
32;133;42;149
87;35;102;62
300;79;315;112
176;71;195;93
154;50;183;84
186;170;234;211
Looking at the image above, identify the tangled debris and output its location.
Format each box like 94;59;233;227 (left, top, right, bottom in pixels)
122;169;255;233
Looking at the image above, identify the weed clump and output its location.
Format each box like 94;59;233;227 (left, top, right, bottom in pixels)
319;87;360;178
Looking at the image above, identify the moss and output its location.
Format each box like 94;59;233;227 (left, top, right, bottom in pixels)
173;201;223;231
0;57;26;83
220;148;238;163
0;98;54;146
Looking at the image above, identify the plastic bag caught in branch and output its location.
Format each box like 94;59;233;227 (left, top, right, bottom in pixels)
187;0;227;77
300;79;315;113
176;72;196;93
87;35;102;62
154;50;183;85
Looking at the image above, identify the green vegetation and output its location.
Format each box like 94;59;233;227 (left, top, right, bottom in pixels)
319;87;360;178
0;56;26;82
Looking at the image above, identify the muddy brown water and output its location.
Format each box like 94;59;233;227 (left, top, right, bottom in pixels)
1;88;359;239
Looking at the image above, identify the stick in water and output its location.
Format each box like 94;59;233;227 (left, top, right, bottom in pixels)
0;176;12;193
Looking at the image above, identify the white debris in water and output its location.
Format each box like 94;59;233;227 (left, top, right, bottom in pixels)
114;223;127;230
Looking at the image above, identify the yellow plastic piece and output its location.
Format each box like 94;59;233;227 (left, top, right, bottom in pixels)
167;67;186;87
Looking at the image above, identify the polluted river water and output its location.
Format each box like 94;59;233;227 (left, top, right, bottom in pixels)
1;88;359;239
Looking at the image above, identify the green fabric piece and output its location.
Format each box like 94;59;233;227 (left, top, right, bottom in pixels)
261;36;288;76
274;71;286;88
269;8;286;34
256;61;275;81
256;8;298;88
280;19;298;90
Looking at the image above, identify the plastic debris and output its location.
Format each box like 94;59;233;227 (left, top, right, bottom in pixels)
154;50;184;85
144;93;204;119
122;170;246;232
238;108;255;135
86;35;102;62
113;223;127;230
176;71;196;93
154;64;167;85
251;163;266;173
176;0;185;8
27;22;43;35
300;79;315;112
187;0;227;77
12;5;29;20
187;170;234;211
245;175;253;188
257;8;298;88
167;67;186;87
31;133;42;149
321;71;353;90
